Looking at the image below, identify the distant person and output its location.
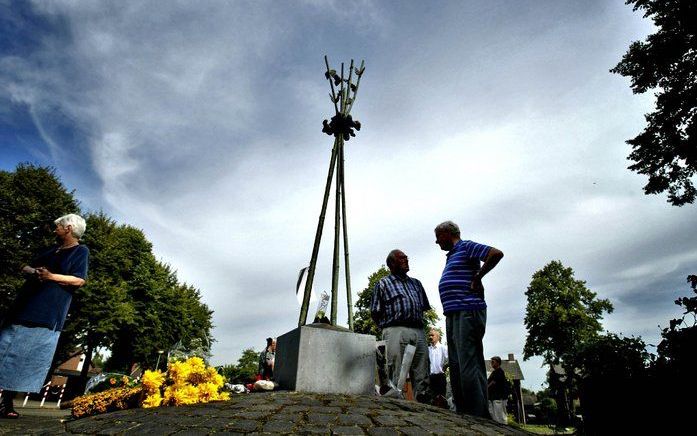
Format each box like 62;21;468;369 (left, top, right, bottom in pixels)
0;214;89;419
434;220;504;417
258;337;276;380
370;249;431;403
487;356;509;424
428;328;448;405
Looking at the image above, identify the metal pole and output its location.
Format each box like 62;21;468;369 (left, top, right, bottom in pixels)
298;138;340;326
324;56;339;115
56;384;66;408
519;382;526;425
329;64;347;325
339;142;354;330
330;137;342;325
39;383;50;407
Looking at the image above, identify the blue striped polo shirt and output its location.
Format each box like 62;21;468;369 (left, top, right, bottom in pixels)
438;239;491;314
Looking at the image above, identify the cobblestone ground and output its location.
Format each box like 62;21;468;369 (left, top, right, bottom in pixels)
2;392;527;435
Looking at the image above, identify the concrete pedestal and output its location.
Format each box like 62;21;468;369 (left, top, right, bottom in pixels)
275;324;376;395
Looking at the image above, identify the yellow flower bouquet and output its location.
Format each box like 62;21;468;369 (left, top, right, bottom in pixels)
70;357;229;418
143;357;229;407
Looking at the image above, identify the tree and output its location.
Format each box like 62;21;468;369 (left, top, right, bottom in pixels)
60;213;143;391
570;333;650;432
655;274;697;376
573;333;650;381
611;0;697;206
0;164;80;315
523;261;614;364
105;259;214;372
353;265;440;338
0;163;214;392
523;260;614;425
354;266;390;337
218;348;261;384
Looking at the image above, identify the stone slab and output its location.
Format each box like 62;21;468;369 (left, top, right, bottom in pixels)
275;324;376;395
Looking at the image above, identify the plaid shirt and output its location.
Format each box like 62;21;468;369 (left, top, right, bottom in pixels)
371;274;431;329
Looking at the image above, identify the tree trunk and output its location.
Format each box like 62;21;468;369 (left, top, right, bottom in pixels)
75;342;94;395
549;365;571;427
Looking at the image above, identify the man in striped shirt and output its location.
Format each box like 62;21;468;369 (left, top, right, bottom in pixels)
435;221;504;418
371;249;431;403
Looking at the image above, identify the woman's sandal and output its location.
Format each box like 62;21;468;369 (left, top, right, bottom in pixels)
0;403;19;419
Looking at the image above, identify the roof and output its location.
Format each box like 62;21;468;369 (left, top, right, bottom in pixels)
53;368;101;377
485;356;524;380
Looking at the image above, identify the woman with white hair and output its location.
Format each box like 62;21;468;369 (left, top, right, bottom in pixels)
0;214;89;419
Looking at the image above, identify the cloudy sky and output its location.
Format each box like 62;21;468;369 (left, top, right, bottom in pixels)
2;1;694;390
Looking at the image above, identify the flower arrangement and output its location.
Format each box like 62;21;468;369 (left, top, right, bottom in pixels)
70;357;229;418
70;386;142;418
142;357;229;407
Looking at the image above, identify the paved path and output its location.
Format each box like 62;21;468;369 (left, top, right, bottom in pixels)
0;400;70;435
2;392;526;435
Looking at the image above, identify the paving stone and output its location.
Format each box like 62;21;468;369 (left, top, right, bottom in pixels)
227;419;259;432
230;411;270;420
149;414;192;427
372;414;404;427
66;419;104;433
397;427;430;436
261;419;295;433
296;398;324;406
282;405;311;413
371;408;401;416
307;413;338;425
365;427;400;436
325;400;351;408
246;404;280;412
98;410;132;420
331;425;365;435
204;432;245;436
269;413;302;423
430;426;466;435
296;425;331;435
93;421;141;434
122;421;180;434
312;406;343;414
346;408;372;416
171;428;210;436
470;424;506;436
32;392;528;435
198;417;235;428
336;414;372;426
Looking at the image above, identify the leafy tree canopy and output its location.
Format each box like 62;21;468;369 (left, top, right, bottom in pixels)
611;0;697;205
655;274;697;375
218;348;260;384
0;164;213;383
353;265;440;338
571;333;650;381
523;260;614;366
0;163;79;314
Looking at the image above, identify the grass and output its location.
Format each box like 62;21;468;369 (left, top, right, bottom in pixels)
508;419;576;435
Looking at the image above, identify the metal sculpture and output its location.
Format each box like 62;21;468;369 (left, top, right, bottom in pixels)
298;56;365;329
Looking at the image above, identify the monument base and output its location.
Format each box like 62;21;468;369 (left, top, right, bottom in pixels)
275;324;376;395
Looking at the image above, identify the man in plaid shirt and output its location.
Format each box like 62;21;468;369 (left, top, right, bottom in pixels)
371;249;431;403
